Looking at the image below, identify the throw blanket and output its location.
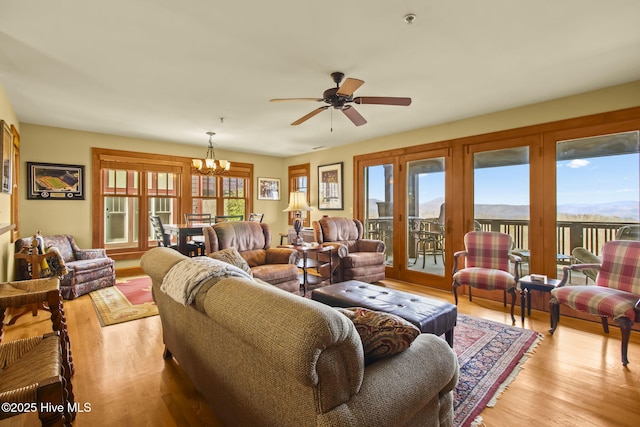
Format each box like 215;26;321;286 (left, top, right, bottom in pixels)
161;256;253;305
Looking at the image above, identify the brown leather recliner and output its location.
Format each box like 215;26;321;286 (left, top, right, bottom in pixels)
202;222;301;294
312;216;386;283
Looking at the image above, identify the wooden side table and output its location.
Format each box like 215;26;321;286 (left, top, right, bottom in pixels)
0;278;74;375
519;274;561;323
289;244;333;296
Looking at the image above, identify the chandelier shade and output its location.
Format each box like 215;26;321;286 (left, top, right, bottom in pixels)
192;132;231;175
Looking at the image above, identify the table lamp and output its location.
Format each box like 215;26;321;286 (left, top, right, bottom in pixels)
283;191;312;245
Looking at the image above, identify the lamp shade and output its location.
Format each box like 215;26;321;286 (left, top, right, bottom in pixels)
283;192;311;212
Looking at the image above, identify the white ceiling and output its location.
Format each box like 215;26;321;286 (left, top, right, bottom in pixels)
1;0;640;157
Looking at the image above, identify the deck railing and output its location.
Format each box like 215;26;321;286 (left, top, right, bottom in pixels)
475;219;636;256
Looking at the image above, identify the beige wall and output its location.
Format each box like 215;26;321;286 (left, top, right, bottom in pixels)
2;80;640;276
18;125;287;270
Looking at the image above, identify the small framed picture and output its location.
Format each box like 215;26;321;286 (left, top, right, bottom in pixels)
257;177;281;200
318;162;343;210
27;162;85;200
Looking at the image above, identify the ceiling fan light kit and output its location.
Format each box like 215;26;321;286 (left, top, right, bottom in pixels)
270;71;412;127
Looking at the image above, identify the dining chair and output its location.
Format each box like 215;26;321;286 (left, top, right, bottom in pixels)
452;231;520;324
149;215;201;257
249;213;264;223
550;240;640;366
214;215;244;223
184;213;213;226
183;213;212;254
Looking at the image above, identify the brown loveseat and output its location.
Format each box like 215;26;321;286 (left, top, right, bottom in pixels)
312;216;386;283
203;221;300;293
140;247;459;427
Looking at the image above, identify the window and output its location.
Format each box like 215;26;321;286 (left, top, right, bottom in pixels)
191;175;248;218
93;148;253;259
287;163;310;227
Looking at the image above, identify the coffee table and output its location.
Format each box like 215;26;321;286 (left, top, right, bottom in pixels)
519;274;561;323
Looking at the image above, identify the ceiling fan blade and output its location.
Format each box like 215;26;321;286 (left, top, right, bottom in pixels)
337;78;364;97
353;96;412;106
342;105;367;126
270;98;323;102
291;106;329;126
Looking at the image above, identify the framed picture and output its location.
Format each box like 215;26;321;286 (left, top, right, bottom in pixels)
257;177;281;200
1;120;12;194
318;162;343;210
27;162;85;200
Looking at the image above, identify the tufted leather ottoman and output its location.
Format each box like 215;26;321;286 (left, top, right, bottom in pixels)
312;280;457;347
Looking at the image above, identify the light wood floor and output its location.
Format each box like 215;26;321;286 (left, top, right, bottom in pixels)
1;279;639;427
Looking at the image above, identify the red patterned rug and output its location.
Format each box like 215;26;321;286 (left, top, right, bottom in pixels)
453;314;542;426
90;276;157;326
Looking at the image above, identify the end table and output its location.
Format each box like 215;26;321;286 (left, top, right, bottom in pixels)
519;274;561;323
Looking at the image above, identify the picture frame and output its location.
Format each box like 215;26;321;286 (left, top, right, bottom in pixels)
257;177;281;200
1;120;12;194
318;162;343;210
27;162;85;200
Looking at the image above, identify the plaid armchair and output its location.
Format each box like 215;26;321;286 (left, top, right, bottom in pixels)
15;234;115;299
452;231;521;324
550;240;640;366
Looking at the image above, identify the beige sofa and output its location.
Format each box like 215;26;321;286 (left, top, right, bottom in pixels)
141;247;459;427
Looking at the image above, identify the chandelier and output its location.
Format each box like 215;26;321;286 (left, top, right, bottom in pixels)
192;131;231;175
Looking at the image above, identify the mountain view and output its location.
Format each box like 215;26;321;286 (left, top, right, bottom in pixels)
368;198;639;222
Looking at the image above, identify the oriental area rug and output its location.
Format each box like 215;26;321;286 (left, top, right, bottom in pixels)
453;314;542;427
90;276;158;326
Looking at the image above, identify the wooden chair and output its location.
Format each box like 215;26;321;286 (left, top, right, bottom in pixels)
550;240;640;366
214;215;244;223
149;215;201;257
248;213;264;223
184;213;213;226
0;332;75;426
0;278;74;376
452;231;521;324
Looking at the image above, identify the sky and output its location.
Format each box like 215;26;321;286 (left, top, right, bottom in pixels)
367;153;640;207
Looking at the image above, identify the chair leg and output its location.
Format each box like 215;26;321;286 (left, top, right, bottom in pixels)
549;300;560;334
452;282;459;305
508;288;516;325
616;317;632;366
600;316;610;334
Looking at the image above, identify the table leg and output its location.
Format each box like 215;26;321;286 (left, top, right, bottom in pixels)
520;288;526;323
301;252;308;296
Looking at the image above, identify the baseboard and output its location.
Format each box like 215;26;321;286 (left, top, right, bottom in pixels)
116;266;145;278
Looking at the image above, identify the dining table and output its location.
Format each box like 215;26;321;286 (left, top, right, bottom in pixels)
163;223;207;256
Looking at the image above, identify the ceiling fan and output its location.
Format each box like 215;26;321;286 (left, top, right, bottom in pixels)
270;71;412;126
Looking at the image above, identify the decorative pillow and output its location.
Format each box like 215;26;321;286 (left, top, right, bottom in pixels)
336;307;420;365
209;247;253;277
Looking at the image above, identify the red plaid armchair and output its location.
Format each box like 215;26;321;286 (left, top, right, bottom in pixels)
550;240;640;366
452;231;520;324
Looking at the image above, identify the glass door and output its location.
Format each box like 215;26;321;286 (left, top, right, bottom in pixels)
363;163;394;266
555;131;639;283
467;141;533;277
400;148;450;287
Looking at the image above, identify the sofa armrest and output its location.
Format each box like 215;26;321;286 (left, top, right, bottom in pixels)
75;249;108;260
355;239;385;253
319;334;458;425
265;247;300;265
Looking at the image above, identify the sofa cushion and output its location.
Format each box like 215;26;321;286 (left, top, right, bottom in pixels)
209;247;253;277
336;307;421;365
